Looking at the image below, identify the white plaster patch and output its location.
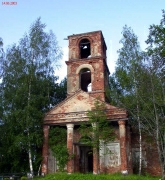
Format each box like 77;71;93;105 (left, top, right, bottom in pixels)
100;142;121;167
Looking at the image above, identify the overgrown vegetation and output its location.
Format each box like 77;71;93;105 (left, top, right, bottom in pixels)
33;173;159;180
49;127;68;172
79;99;115;174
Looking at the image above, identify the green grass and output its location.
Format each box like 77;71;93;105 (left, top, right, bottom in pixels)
33;173;160;180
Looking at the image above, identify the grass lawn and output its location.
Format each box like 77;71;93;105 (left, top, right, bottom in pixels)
33;173;161;180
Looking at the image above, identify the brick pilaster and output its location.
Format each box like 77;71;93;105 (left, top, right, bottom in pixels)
93;148;100;174
66;124;74;173
41;125;49;175
118;120;128;172
92;123;100;174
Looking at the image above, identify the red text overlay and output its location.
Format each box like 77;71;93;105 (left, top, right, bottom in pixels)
2;2;17;5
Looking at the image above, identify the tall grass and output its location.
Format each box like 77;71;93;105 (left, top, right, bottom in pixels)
33;173;160;180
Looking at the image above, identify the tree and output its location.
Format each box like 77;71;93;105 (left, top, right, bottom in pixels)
54;77;67;105
111;11;165;179
144;10;165;179
0;18;62;174
112;25;144;175
0;37;4;78
79;98;115;174
48;127;68;172
146;10;165;75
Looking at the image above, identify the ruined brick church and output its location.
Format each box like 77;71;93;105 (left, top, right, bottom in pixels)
41;31;161;176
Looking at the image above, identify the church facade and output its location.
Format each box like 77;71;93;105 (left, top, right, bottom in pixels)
41;31;161;176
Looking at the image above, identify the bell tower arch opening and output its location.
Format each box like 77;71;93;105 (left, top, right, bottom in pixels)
79;68;91;92
79;39;91;59
67;31;110;100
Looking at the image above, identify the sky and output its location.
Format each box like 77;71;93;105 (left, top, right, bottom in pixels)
0;0;165;80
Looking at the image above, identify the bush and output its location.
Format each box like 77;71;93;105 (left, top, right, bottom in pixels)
21;176;28;180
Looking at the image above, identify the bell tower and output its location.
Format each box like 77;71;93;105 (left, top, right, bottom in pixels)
42;31;130;175
66;31;110;101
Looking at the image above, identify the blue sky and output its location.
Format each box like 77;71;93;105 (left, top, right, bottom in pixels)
0;0;165;80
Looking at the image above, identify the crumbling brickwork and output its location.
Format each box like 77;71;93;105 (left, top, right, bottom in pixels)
67;31;109;102
42;31;130;175
131;130;161;176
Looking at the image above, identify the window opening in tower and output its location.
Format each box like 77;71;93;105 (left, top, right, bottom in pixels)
79;39;91;59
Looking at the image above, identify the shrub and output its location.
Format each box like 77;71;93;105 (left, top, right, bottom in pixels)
21;176;28;180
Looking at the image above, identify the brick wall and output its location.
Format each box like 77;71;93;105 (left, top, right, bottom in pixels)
131;130;161;176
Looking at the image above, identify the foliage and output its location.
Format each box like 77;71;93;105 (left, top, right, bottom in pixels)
144;10;165;179
33;172;159;180
114;25;144;104
111;25;145;176
49;127;68;172
146;9;165;74
80;99;115;147
0;18;63;173
110;11;165;179
54;77;67;105
79;98;115;174
0;37;4;78
21;176;28;180
109;25;145;129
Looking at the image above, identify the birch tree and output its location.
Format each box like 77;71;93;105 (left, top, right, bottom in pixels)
0;37;4;78
144;10;165;179
0;18;62;174
111;11;165;179
112;25;144;175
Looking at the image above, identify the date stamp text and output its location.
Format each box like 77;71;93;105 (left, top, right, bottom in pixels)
2;1;17;5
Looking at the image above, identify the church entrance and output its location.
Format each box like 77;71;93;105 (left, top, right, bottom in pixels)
79;146;93;173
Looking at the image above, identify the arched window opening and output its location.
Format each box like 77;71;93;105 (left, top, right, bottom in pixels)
80;68;91;92
79;39;91;59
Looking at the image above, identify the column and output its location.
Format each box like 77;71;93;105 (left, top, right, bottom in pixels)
41;125;49;175
93;148;99;174
66;123;74;173
118;120;128;172
92;123;100;174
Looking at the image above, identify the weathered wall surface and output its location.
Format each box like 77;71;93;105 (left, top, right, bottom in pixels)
48;149;57;173
42;31;130;175
68;31;105;60
67;31;108;101
47;91;94;114
66;59;105;96
126;125;133;173
131;131;161;176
